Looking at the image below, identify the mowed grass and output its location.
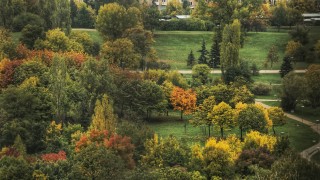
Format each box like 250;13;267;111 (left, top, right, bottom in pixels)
153;31;213;70
148;112;319;152
240;32;290;69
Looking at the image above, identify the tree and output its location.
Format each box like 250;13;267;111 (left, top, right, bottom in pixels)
0;156;33;180
220;19;241;73
166;0;183;16
0;85;52;153
305;64;320;108
280;56;293;78
231;85;255;106
13;60;48;86
265;45;279;69
101;38;139;69
123;27;155;70
244;131;277;152
136;80;166;120
235;104;268;141
315;40;320;59
192;64;211;87
73;3;95;28
197;39;208;65
285;40;306;64
191;96;216;136
268;107;286;135
209;28;222;68
187;50;196;67
89;94;117;133
142;4;160;32
96;3;141;40
281;72;306;111
12;12;44;32
71;145;126;180
289;25;309;44
35;28;83;52
271;2;287;31
170;87;197;133
209;102;234;138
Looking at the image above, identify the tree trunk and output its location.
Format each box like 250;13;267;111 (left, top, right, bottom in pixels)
220;127;224;138
180;110;183;120
273;125;276;135
208;124;211;137
240;127;243;142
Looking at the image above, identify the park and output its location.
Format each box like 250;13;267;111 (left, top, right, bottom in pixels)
0;0;320;179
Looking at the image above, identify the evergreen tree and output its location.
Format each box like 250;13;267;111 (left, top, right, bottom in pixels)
198;39;208;65
187;50;196;67
280;56;293;78
209;28;222;68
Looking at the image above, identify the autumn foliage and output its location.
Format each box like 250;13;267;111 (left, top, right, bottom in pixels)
170;87;197;115
41;151;67;163
76;129;135;169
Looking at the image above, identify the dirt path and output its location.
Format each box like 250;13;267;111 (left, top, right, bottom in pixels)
255;100;320;161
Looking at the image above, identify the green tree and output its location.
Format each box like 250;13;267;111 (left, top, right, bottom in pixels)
305;64;320;108
0;85;52;153
71;145;126;180
123;27;155;70
289;25;309;45
49;56;69;125
13;60;48;86
89;94;117;133
280;56;293;78
142;4;160;32
20;25;45;49
281;72;306;111
96;3;141;40
137;80;166;120
209;102;234;138
236;104;268;141
271;2;287;31
192;64;211;87
198;39;208;65
187;50;196;67
0;156;32;180
73;3;95;28
265;45;279;69
191;96;216;136
209;28;222;68
220;19;241;73
101;38;139;69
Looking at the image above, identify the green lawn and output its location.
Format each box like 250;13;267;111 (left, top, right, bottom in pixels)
153;31;213;70
148;112;319;152
289;105;320;124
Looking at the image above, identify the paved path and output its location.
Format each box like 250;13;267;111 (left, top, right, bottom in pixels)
255;100;320;161
178;69;306;74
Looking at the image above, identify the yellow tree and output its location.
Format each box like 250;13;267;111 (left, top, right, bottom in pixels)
89;94;117;133
170;87;197;133
208;102;234;138
268;107;286;135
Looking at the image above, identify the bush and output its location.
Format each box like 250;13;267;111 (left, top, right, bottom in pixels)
159;18;213;31
12;13;44;32
252;83;272;96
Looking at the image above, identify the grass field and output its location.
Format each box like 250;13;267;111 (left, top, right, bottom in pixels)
148;111;319;152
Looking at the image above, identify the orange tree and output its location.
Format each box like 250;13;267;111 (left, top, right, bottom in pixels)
170;87;197;133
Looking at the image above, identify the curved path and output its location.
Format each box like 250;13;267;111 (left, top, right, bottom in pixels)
255;100;320;161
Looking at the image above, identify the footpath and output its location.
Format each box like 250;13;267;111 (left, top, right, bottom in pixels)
178;69;306;74
255;100;320;161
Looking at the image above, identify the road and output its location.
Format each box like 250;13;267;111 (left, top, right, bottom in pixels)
178;69;306;74
255;100;320;161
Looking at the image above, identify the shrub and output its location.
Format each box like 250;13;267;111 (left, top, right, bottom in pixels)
251;83;272;96
159;18;212;31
